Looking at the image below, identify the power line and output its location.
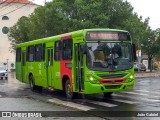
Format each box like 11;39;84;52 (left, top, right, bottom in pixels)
0;3;28;16
0;0;7;5
0;0;15;9
0;3;13;12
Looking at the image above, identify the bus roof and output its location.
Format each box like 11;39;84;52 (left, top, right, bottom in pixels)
16;28;129;47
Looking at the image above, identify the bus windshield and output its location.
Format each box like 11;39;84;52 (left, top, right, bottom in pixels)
86;42;133;71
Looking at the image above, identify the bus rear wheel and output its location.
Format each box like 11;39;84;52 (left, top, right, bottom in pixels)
65;80;75;99
29;75;36;91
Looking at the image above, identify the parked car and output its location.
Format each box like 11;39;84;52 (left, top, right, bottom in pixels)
0;66;8;80
134;62;146;71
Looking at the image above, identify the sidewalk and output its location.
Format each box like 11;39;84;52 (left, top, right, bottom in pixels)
135;70;160;78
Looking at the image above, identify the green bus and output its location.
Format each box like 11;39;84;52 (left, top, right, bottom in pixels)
16;29;136;99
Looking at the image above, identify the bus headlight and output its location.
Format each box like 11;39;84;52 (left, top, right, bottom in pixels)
130;75;133;79
87;76;99;84
127;75;134;82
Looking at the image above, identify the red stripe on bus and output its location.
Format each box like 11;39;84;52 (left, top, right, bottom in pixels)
60;35;72;90
61;34;72;40
99;78;127;84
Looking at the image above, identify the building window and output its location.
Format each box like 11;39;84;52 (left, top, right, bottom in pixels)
2;27;9;34
2;16;9;20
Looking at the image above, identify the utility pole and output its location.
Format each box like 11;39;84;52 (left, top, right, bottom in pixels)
6;59;8;72
7;59;9;79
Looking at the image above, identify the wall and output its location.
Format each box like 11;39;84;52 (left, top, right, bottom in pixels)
0;2;38;71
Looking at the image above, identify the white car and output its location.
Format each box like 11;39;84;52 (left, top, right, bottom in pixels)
0;66;8;80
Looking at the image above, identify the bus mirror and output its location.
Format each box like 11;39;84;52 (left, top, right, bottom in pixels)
132;44;137;61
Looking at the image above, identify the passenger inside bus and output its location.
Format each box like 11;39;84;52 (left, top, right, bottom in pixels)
108;43;121;65
93;42;109;67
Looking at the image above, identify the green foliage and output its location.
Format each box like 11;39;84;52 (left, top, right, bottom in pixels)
141;28;160;71
9;0;151;52
8;16;31;52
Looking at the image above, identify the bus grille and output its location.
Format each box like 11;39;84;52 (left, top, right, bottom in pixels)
98;74;126;79
105;85;121;89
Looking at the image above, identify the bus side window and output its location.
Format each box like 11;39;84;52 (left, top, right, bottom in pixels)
35;44;43;61
27;45;35;62
16;48;21;62
54;40;62;61
42;44;45;61
62;39;72;60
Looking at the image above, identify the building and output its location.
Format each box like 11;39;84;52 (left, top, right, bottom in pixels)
0;0;39;71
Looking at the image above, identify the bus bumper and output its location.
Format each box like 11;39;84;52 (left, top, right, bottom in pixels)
84;81;135;94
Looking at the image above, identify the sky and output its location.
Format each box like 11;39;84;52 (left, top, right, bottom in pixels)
31;0;160;30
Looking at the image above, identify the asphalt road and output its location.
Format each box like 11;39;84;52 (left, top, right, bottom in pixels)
0;72;160;120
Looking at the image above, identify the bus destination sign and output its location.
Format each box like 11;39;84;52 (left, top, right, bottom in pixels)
86;32;130;41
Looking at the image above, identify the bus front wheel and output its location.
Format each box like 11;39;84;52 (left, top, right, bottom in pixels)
103;92;113;98
65;80;75;99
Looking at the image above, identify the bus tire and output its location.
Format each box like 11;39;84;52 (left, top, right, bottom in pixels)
29;75;36;91
103;92;113;98
65;79;75;99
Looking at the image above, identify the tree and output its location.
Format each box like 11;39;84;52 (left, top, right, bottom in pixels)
8;16;31;52
8;0;150;52
141;29;160;72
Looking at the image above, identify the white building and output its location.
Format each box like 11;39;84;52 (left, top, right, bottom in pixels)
0;0;39;71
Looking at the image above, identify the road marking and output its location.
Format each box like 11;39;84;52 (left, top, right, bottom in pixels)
87;100;117;107
125;91;160;98
134;89;160;95
48;98;95;111
107;98;138;104
113;94;160;102
142;99;160;102
76;99;117;107
123;92;148;96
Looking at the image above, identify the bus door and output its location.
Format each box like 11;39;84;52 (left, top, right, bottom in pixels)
22;51;26;82
47;48;54;87
75;43;84;92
